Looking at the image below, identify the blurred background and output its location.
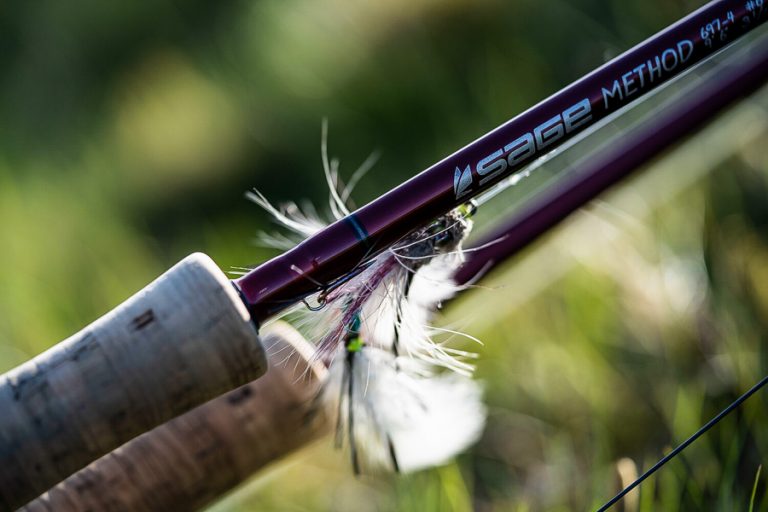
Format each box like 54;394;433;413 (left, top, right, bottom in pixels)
2;0;768;510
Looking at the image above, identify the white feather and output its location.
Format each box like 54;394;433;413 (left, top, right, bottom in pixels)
328;347;486;474
248;145;486;474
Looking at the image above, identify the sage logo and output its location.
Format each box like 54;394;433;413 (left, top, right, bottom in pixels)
454;165;473;198
454;98;592;200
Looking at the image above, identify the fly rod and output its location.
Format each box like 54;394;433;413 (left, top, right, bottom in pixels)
235;0;767;324
454;33;768;285
1;1;764;510
21;30;768;511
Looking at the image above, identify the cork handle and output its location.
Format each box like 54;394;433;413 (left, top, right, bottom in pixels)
23;322;330;512
0;253;267;511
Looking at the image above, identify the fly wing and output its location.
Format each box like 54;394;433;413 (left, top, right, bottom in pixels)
326;350;399;474
345;348;486;474
395;255;476;375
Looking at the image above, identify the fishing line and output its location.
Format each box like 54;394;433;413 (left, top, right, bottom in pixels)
596;375;768;512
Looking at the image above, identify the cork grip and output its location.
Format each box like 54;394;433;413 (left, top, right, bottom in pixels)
22;322;330;512
0;253;267;511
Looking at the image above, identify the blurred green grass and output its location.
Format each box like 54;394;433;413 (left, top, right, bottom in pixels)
1;0;767;510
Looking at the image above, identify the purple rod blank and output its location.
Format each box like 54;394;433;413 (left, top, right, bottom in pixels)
236;0;767;324
455;34;768;285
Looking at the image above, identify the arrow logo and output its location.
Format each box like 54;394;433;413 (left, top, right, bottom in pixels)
454;165;473;199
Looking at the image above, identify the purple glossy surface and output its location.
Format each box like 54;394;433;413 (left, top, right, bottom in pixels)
236;0;765;323
455;35;768;286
